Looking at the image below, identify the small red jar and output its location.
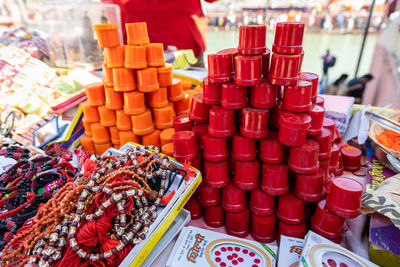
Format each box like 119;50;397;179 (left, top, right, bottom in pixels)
231;133;257;161
311;128;332;160
251;214;276;243
234;159;260;190
279;111;311;146
261;163;289;195
277;192;306;224
268;53;301;86
334;154;344;176
278;221;306;242
326;177;363;218
198;183;220;207
173;115;193;132
222;183;246;212
314;96;325;107
203;77;221;105
282;80;312;112
172;131;198;161
234;55;262;86
208;106;235;137
202;134;229;161
312;200;345;240
204;159;229;188
299;72;319;102
289;139;320;174
329;144;340;173
269;100;282;129
250;187;275;216
250;80;277;109
323;118;336;142
192;124;208;150
307;105;325;135
295;168;324;202
184;196;203;220
272;22;305;55
189;93;209;123
262;49;271;76
204;206;224;228
319;159;330;181
341;145;362;172
259;131;286;164
237;25;267;55
225;209;250;238
207;53;234;83
221;82;248;109
240;107;269;139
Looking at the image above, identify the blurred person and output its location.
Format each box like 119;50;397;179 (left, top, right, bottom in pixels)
346;74;374;104
320;49;336;86
324;74;349;95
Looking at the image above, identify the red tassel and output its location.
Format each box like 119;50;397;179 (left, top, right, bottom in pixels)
183;160;196;181
161;190;175;205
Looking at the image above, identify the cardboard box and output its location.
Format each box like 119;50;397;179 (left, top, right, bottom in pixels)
278;235;304;267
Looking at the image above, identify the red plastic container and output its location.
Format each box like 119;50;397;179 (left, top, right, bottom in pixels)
314;96;325;107
231;133;257;161
173;115;193;132
278;111;311;146
269;100;282;129
341;145;362;172
172;131;198;161
220;82;248;109
262;49;271;76
319;159;330;182
259;131;286;164
261;163;289;195
278;221;306;241
251;214;276;243
312;200;345;239
277;192;306;224
225;209;250;238
203;77;221;105
221;183;246;212
282;80;312;112
299;72;319;102
208;106;235;137
192;124;208;150
268;53;301;86
207;53;234;83
250;80;277;109
249;188;275;216
334;154;344;176
234;55;262;86
204;159;229;188
307;105;325;135
190;93;209;123
240;107;269;139
272;22;305;55
326;177;363;218
329;144;340;173
184;196;203;220
233;159;260;190
289;139;320;174
198;183;220;207
323;118;336;142
202;134;229;161
295;168;324;202
204;206;225;228
311;128;332;160
237;25;267;55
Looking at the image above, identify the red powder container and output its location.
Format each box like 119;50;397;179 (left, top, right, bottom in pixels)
272;22;305;55
198;183;220;207
251;214;276;243
261;163;289;196
237;25;267;55
299;72;319;102
312;200;345;240
240;107;269;139
234;159;260;190
184;196;203;220
312;128;332;160
250;80;277;109
192;124;208;150
203;77;221;105
220;82;248;109
278;221;306;242
222;183;246;212
326;177;363;218
295;168;324;202
319;159;330;182
202;134;229;161
282;80;312;112
207;53;234;83
262;49;271;76
334;153;344;176
172;131;198;161
232;133;257;161
341;145;362;172
225;209;250;238
279;111;311;147
208;106;235;137
204;159;229;188
250;188;275;216
260;131;286;164
173;115;193;132
204;206;224;228
289;139;320;174
269;100;282;129
268;53;301;86
277;192;306;224
329;144;340;173
323;118;336;142
234;55;262;86
314;96;325;107
307;105;325;135
189;93;209;123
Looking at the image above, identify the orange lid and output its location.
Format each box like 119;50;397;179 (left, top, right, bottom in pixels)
102;62;113;86
82;101;100;123
160;128;175;146
113;68;136;92
94;142;112;155
157;63;173;73
93;23;120;48
125;45;147;69
147;87;169;108
142;129;161;148
91;122;111;144
105;45;125;68
168;102;176;118
82;119;92;137
98;105;116;127
131;108;154;136
153;106;173;129
181;78;192;91
119;130;141;146
116;110;133;131
85;82;105;106
105;86;124;110
109;126;120;144
174;93;191;116
168;78;185;102
126;22;149;45
124;91;146;115
161;143;174;157
146;43;165;67
137;68;159;92
80;135;95;153
193;85;203;94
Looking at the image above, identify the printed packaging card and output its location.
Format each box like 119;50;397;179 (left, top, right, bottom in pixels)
278;235;304;267
166;226;277;267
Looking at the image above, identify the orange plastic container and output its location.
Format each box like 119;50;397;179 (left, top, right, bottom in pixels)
153;106;174;129
124;91;146;115
160;127;175;146
161;143;174;157
142;129;161;148
85;82;105;106
137;68;159;92
80;135;95;153
174;91;194;116
147;87;168;108
109;126;120;144
116;110;133;131
98;105;116;126
95;142;112;155
93;24;120;48
169;102;176;118
131;108;155;136
194;85;203;94
91;122;111;144
83;119;92;137
105;86;124;110
113;68;136;91
168;78;185;101
126;22;149;45
102;61;113;86
119;130;141;146
181;79;192;91
157;64;173;87
105;45;125;68
146;43;165;67
82;101;100;122
125;45;147;69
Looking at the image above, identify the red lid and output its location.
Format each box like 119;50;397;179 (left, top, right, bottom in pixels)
283;80;312;112
268;53;301;86
221;183;246;213
251;214;276;243
262;49;271;76
198;183;220;207
307;105;325;135
277;192;305;224
238;25;267;55
234;55;262;86
259;131;286;164
192;123;208;150
249;187;275;216
278;221;306;242
273;22;305;55
299;72;319;102
203;77;221;105
295;168;324;202
217;48;238;57
314;96;325;107
323;118;336;142
204;205;224;228
240;107;269;139
279;111;311;129
250;80;277;109
261;163;289;196
203;159;229;188
341;145;362;172
221;82;248;109
173;115;193;132
312;128;332;160
233;159;260;191
225;209;250;238
202;134;229;162
311;200;345;239
231;133;257;161
207;53;234;83
329;144;340;173
172;131;198;160
208;106;235;137
189;93;209;123
289;139;320;174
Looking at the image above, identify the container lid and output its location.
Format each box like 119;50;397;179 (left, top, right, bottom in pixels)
331;177;363;192
157;63;173;73
341;145;362;157
296;138;319;151
309;104;325;114
94;23;118;30
290;80;312;90
210;105;233;115
279;111;311;129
